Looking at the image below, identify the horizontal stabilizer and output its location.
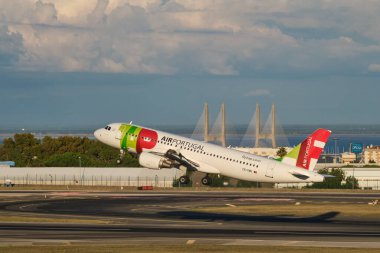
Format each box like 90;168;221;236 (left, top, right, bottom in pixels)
289;172;310;180
320;174;335;178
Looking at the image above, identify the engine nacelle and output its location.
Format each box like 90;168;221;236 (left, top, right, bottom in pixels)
138;152;174;170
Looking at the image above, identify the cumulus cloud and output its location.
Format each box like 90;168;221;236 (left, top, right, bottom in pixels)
0;0;380;75
0;22;24;66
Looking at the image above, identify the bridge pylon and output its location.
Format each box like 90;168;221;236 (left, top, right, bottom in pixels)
203;103;226;147
255;104;276;148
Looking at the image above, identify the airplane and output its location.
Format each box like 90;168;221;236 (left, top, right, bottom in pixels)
94;123;331;185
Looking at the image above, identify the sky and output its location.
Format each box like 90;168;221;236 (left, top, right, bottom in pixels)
1;0;380;129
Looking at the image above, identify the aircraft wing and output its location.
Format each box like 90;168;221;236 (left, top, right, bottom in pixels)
149;149;220;174
188;159;220;174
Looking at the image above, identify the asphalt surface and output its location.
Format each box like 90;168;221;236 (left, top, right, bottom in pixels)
1;190;380;247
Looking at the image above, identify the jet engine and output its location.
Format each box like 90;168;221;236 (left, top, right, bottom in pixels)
138;152;174;170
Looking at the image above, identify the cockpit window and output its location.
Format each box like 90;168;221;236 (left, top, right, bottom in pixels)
104;126;111;131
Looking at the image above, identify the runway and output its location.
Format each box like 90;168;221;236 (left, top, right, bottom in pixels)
1;191;380;247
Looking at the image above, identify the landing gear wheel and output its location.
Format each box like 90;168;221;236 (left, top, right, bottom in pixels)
201;176;212;186
117;150;125;164
179;176;190;185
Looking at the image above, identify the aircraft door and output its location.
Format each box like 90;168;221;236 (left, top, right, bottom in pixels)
265;161;275;178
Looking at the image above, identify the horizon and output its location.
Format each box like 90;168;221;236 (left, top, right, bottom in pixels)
2;123;380;134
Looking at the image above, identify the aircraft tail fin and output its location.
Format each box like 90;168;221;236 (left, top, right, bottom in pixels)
280;129;331;171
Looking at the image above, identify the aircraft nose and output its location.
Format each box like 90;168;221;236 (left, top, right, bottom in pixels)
94;129;102;140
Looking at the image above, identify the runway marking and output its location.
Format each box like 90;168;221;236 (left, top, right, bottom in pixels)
19;204;35;210
281;240;298;246
237;198;294;202
186;240;195;245
225;204;236;207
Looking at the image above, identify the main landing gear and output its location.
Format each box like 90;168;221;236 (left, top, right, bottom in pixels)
179;175;190;185
201;175;212;186
179;174;212;186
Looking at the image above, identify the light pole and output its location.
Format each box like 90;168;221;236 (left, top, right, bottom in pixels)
333;138;339;163
78;156;85;185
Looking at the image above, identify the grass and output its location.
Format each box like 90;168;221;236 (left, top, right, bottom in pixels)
0;245;380;253
195;203;380;218
0;215;110;224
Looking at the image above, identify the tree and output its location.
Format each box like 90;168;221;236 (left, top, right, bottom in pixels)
237;180;260;188
308;168;346;189
44;152;97;167
344;176;359;189
0;133;139;167
276;147;287;158
209;175;230;187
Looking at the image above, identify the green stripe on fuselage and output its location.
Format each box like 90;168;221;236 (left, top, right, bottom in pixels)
119;124;142;150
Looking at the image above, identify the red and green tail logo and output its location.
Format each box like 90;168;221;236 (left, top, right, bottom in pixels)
280;128;331;171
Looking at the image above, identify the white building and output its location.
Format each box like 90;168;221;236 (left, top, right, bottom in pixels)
0;167;182;188
341;152;356;163
364;146;380;164
278;167;380;190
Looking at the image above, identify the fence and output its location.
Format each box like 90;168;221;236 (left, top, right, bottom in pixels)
277;179;380;190
1;174;176;188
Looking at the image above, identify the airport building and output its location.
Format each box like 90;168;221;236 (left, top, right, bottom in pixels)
278;167;380;190
0;167;182;188
363;145;380;164
341;152;357;163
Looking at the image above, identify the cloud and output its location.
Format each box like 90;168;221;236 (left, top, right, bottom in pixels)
0;22;24;66
1;0;380;75
244;89;271;97
368;64;380;72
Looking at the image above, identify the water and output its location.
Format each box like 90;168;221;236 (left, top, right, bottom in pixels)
225;134;380;153
2;125;380;153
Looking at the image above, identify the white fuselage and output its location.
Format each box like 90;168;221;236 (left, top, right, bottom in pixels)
94;123;324;183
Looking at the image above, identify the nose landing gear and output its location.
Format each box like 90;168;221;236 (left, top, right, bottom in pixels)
117;149;125;164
